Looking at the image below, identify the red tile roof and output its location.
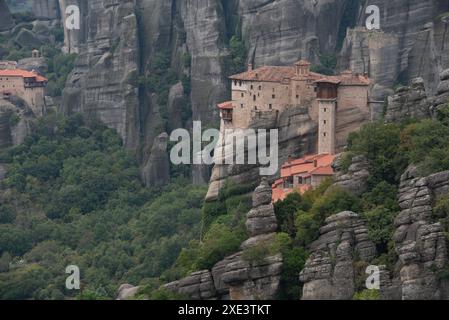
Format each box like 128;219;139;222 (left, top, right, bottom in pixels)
281;154;336;178
0;69;47;82
229;66;324;83
272;153;336;203
217;101;234;110
229;61;370;86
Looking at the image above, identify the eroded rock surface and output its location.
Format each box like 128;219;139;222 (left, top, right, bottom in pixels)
299;211;377;300
385;78;431;123
390;166;449;300
333;155;370;197
164;179;282;300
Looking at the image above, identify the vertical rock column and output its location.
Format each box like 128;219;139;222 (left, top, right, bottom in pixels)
300;211;377;300
393;166;448;300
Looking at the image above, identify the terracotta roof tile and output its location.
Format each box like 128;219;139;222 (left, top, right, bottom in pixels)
0;69;47;82
217;101;234;109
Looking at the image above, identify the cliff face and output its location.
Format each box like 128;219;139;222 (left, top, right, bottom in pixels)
164;179;283;300
300;211;377;300
0;0;14;32
339;0;449;97
62;0;141;151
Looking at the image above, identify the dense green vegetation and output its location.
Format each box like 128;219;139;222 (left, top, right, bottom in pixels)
0;114;207;300
310;54;338;76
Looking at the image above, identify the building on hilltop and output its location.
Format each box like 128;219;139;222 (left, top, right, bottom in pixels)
217;60;371;155
0;68;47;116
272;154;336;202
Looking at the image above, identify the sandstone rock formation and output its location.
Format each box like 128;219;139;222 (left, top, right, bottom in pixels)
333;155;370;197
0;98;36;148
32;0;60;20
432;68;449;115
237;0;351;66
299;211;377;300
62;0;141;151
389;166;449;300
206;106;317;201
141;132;170;187
0;0;14;32
340;0;449;97
385;78;431;123
116;284;140;300
164;179;282;300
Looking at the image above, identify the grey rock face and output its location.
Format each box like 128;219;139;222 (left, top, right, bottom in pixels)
0;0;14;32
14;29;44;49
333;155;370;196
385;77;431;123
340;0;449;96
206;106;317;202
32;0;60;20
141;132;170;187
116;284;140;300
62;0;140;151
390;166;449;300
0;98;35;148
432;69;449;115
300;211;377;300
164;180;282;300
238;0;351;66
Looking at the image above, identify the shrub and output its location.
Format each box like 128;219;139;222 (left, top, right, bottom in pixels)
353;289;380;300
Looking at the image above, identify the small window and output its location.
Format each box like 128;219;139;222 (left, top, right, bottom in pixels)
324;108;327;112
241;104;244;108
251;85;254;90
253;95;256;101
269;104;273;110
324;120;327;124
296;95;299;99
241;93;244;98
239;81;242;86
272;95;276;99
259;85;262;90
254;106;258;110
323;132;327;137
234;80;237;86
272;88;275;92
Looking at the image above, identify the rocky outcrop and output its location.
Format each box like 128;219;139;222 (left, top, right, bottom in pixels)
385;78;431;123
0;98;36;148
432;69;449;115
333;155;370;196
237;0;351;66
0;0;14;32
141;132;170;187
340;1;449;97
389;166;449;300
299;211;377;300
206;106;317;201
62;0;140;151
164;179;283;300
32;0;60;20
116;284;140;300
